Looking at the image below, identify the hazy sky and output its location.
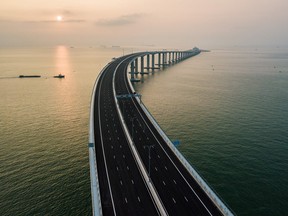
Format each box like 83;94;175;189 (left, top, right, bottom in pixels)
1;0;288;48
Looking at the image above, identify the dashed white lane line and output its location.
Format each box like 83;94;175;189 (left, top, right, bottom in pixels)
172;198;176;204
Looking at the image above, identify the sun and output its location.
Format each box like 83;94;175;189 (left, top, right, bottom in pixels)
56;16;63;22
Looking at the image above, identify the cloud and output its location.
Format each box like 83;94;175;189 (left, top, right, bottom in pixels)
95;14;144;26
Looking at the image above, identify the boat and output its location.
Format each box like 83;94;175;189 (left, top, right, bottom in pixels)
53;74;65;78
19;75;41;78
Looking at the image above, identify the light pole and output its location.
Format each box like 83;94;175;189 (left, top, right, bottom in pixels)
144;144;154;182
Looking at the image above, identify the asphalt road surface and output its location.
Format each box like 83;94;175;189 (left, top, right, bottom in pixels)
94;53;224;215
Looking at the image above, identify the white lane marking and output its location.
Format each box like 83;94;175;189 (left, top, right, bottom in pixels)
123;154;125;158
165;166;168;170
125;197;128;203
172;198;176;204
184;196;188;202
138;196;141;202
158;155;160;159
116;166;119;171
162;181;166;186
155;167;158;171
173;179;177;185
127;166;129;170
131;179;134;184
120;180;123;185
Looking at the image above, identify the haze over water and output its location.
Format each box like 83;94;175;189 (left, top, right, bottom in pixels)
1;46;288;216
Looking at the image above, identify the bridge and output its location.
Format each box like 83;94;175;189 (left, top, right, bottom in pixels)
88;48;234;216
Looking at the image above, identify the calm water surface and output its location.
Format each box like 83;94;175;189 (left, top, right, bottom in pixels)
1;46;287;215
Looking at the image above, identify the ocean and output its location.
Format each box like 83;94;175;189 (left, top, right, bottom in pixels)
1;46;287;215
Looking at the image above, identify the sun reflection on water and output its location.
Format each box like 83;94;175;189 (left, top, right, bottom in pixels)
54;45;71;75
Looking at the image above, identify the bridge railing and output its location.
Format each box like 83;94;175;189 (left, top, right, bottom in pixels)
125;53;234;216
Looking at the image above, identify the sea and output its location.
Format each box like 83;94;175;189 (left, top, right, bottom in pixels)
0;46;287;216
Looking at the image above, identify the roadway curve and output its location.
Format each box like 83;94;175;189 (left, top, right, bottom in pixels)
93;52;225;215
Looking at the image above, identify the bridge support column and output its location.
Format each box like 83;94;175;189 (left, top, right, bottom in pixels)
130;61;135;79
162;52;166;68
135;58;139;74
140;56;148;74
151;54;155;72
147;54;150;71
158;53;161;68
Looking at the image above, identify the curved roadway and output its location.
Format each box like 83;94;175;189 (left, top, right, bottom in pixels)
94;53;224;215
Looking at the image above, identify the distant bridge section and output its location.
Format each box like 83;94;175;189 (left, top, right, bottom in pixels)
89;47;234;216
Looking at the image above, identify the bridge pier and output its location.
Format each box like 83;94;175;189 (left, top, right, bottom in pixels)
135;58;139;74
140;55;148;75
158;53;161;68
130;48;201;81
147;54;150;71
151;53;155;72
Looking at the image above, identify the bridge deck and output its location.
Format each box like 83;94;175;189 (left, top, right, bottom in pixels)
91;50;231;216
